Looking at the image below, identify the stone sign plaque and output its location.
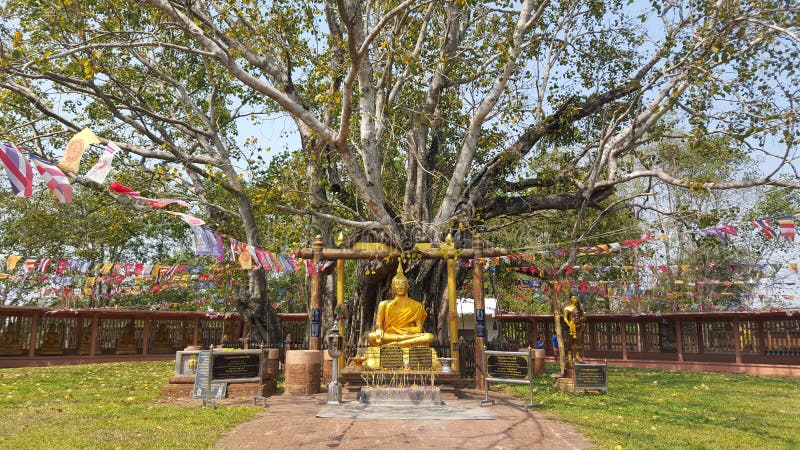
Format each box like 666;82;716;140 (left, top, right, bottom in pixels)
408;346;432;370
212;353;261;380
574;363;607;391
379;346;404;370
192;350;226;399
487;354;529;380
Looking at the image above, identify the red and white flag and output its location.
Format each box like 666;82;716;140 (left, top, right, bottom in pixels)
29;155;73;203
165;211;205;227
136;197;190;209
85;142;120;184
751;220;776;239
108;180;140;197
0;142;34;197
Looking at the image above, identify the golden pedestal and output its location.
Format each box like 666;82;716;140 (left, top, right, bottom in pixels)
362;346;442;371
38;345;64;356
115;344;138;355
0;344;23;356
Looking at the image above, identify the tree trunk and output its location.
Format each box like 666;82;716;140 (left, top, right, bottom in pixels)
236;268;281;345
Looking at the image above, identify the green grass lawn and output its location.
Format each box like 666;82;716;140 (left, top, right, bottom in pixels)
499;364;800;449
2;361;799;449
0;361;260;449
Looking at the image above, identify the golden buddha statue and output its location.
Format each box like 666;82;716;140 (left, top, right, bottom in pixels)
150;324;174;354
78;328;92;355
362;264;440;371
563;295;587;364
38;323;64;356
367;264;434;348
0;321;23;356
116;320;138;355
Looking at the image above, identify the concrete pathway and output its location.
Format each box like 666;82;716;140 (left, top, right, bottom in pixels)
213;389;591;449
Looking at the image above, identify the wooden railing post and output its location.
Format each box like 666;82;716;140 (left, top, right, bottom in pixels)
28;313;39;358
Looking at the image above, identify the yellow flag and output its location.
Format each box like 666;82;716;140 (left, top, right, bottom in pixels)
6;255;22;271
238;247;253;269
59;128;100;173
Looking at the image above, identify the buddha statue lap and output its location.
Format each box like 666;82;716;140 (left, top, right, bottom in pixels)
362;264;440;371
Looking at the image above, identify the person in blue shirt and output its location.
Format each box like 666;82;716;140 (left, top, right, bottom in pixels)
535;336;544;349
551;334;559;357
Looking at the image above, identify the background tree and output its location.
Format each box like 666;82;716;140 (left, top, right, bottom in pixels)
0;1;798;347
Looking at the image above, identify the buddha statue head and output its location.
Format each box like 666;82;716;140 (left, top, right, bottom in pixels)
391;263;409;296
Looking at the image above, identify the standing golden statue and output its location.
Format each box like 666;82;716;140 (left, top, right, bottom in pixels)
563;295;587;364
366;263;434;348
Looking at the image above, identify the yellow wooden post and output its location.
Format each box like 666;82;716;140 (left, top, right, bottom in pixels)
335;232;346;374
444;234;460;371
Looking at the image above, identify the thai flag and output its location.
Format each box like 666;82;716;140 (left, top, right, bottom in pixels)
38;258;51;272
0;142;34;197
751;219;776;239
29;154;73;203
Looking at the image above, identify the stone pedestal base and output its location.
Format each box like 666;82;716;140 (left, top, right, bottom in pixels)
161;376;277;398
38;347;64;356
284;350;322;395
116;345;137;355
359;386;444;406
0;345;23;356
554;376;575;392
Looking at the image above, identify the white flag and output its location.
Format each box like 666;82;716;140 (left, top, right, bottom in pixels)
85;142;120;183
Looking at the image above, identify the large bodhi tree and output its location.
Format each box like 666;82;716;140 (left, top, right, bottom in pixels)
0;1;798;345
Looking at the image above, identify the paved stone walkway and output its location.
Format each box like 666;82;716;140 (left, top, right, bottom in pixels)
213;389;591;449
